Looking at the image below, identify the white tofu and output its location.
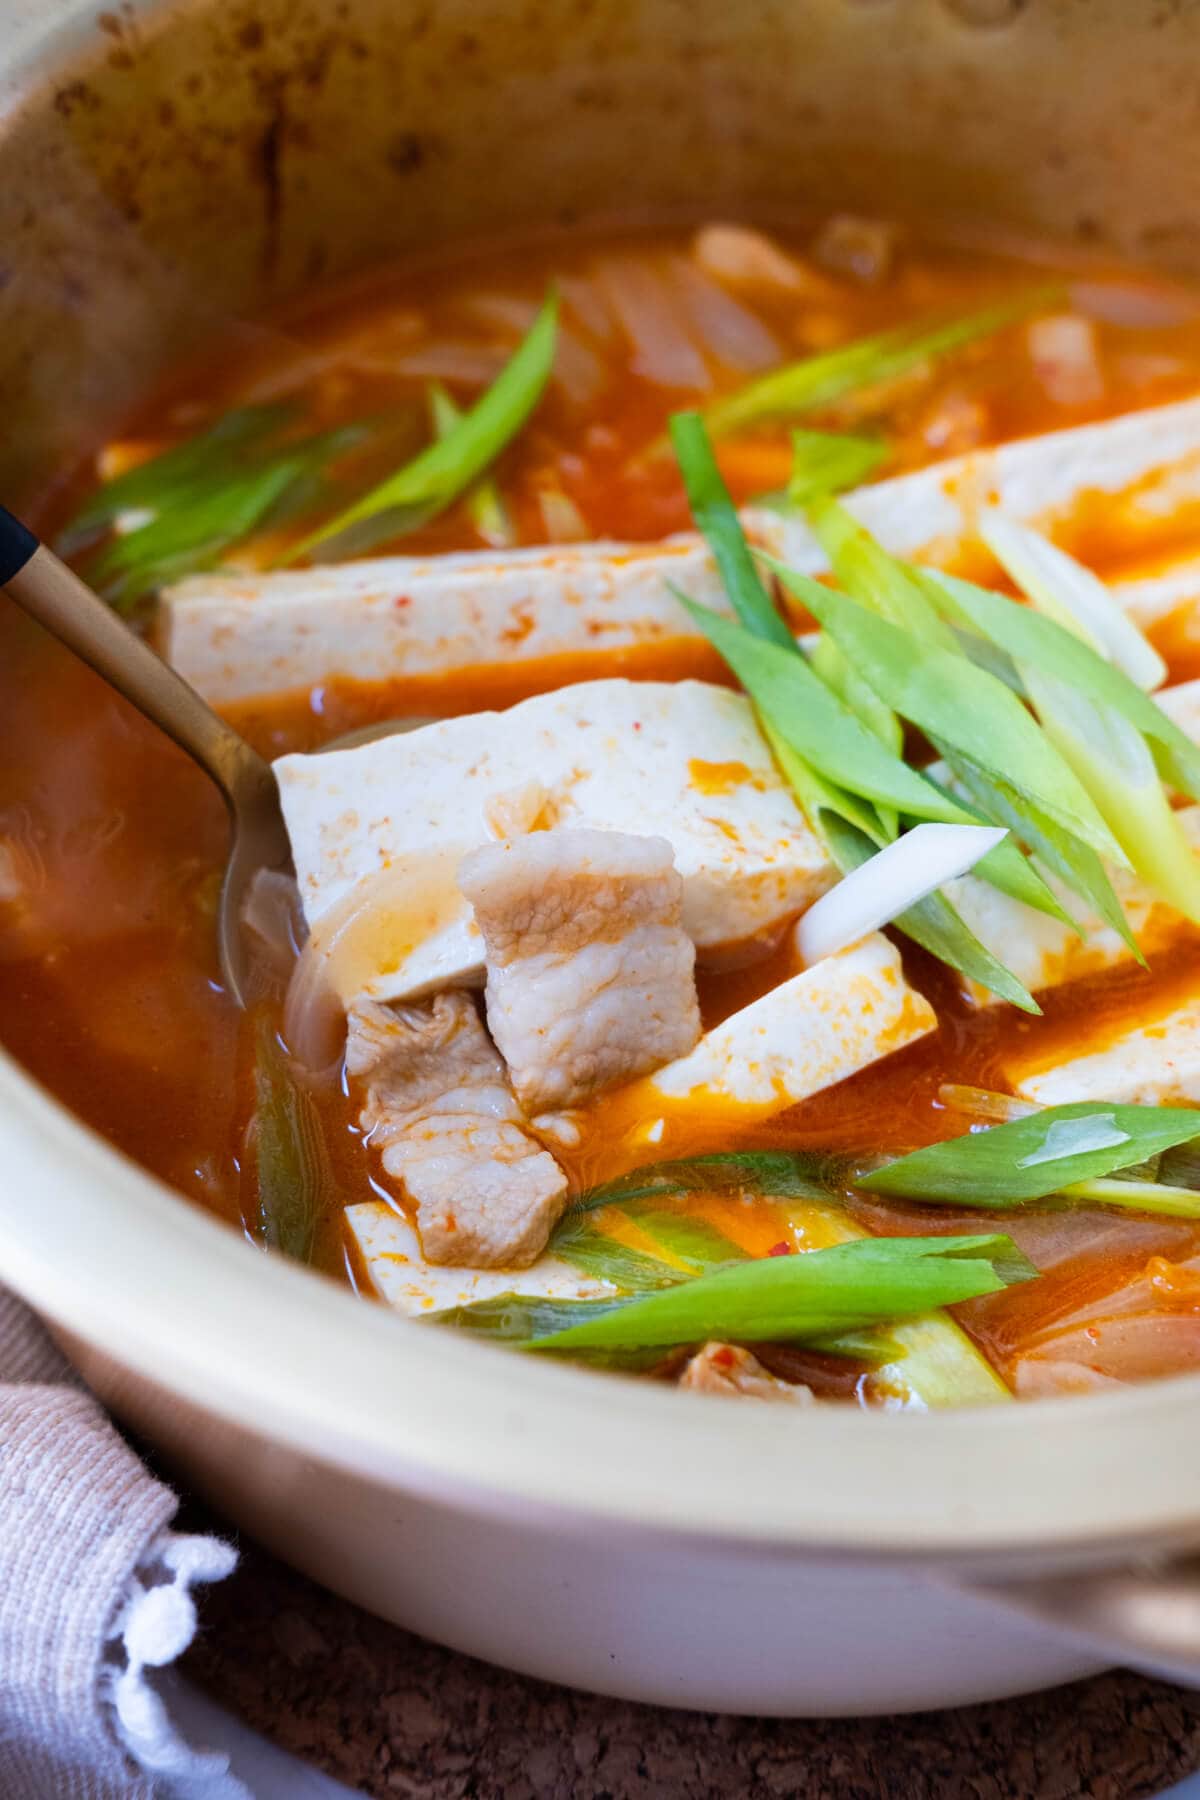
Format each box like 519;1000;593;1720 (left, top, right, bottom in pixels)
825;394;1200;571
162;538;733;705
1155;677;1200;746
164;397;1200;703
346;1202;612;1315
643;933;936;1122
945;807;1200;1006
276;677;832;1002
1111;554;1200;638
1009;998;1200;1107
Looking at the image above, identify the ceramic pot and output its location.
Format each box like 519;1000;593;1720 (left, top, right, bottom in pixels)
2;0;1199;1714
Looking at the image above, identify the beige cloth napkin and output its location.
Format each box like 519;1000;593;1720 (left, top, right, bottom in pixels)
0;1286;243;1799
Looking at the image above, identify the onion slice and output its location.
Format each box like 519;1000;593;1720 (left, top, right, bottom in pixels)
283;847;472;1071
794;823;1006;967
980;512;1167;692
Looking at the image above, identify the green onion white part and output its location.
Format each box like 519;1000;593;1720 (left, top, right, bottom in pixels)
980;512;1167;692
794;823;1007;966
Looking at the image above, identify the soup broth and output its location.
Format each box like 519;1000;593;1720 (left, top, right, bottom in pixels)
7;220;1200;1403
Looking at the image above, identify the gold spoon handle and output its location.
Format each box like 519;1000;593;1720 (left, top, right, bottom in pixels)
1;506;293;1006
0;506;274;813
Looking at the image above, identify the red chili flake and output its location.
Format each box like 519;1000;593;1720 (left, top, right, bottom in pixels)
711;1346;735;1368
632;720;642;731
768;1240;793;1257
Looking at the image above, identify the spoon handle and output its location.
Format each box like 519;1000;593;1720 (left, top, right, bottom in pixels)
0;505;274;811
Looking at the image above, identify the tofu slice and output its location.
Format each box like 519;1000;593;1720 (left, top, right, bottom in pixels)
1155;676;1200;745
639;934;936;1124
164;397;1200;703
1111;554;1200;639
163;538;732;704
276;677;832;1002
1008;998;1200;1107
926;678;1200;1007
945;807;1200;1006
346;1202;612;1315
821;394;1200;572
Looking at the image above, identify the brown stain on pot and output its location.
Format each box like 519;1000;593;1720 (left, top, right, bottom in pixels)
6;0;1200;504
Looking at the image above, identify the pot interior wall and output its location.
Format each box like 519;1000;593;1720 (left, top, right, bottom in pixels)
3;0;1200;506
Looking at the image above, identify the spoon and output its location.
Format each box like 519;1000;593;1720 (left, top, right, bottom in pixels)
0;503;293;1007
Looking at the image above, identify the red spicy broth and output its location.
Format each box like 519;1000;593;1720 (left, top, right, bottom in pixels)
6;220;1200;1396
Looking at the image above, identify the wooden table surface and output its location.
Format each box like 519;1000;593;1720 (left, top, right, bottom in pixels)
182;1532;1200;1800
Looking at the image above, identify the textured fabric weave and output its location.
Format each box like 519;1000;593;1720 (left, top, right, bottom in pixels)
0;1287;237;1799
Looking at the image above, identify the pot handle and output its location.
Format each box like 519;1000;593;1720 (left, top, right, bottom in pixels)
968;1554;1200;1684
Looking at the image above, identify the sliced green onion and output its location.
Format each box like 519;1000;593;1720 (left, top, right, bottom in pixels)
860;1101;1200;1205
670;412;794;648
816;811;1040;1012
677;597;972;822
290;288;558;562
700;289;1058;440
795;822;1006;965
674;581;1041;1001
428;381;516;548
923;568;1200;803
980;513;1167;692
625;1206;751;1271
549;1202;748;1292
70;414;372;611
668;418;1041;1004
427;1293;636;1349
866;1313;1013;1409
756;428;888;511
761;716;886;846
1158;1141;1200;1191
930;748;1135;954
776;571;1128;865
917;760;1081;929
1056;1176;1200;1219
786;429;888;504
1021;671;1200;926
810;631;904;757
59;405;295;552
805;495;957;649
545;1222;684;1294
572;1150;852;1215
808;632;901;838
525;1234;1036;1353
556;1162;1017;1403
252;1018;329;1264
89;460;304;611
924;538;1200;924
771;1201;1014;1407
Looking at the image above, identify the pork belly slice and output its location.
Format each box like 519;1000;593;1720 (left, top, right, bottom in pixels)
345;1202;611;1314
276;677;830;1003
680;1341;815;1404
458;828;701;1112
1006;995;1200;1107
164;397;1200;703
641;934;936;1124
345;992;568;1267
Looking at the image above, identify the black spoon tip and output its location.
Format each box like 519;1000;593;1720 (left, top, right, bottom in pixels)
0;505;39;585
